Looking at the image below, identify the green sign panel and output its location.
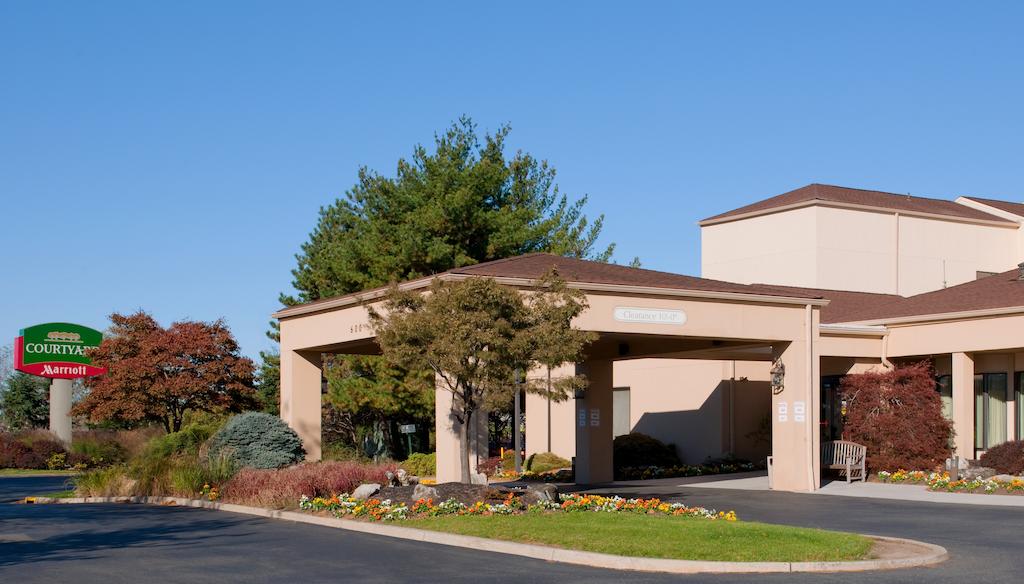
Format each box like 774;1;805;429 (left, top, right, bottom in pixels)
14;322;107;379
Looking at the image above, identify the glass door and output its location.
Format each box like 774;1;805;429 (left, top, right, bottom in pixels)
820;375;844;442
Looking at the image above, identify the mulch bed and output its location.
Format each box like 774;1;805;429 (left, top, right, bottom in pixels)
376;482;553;507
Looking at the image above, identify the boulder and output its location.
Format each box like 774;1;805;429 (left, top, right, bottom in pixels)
992;474;1017;482
352;483;381;500
526;483;560;503
412;483;439;501
962;466;997;480
470;472;488;485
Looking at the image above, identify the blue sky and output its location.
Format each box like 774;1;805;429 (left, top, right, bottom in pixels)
2;2;1023;359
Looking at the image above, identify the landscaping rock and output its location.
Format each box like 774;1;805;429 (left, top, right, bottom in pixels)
412;483;438;501
470;472;488;485
992;474;1017;482
352;483;381;500
962;467;997;480
526;483;560;503
378;482;507;507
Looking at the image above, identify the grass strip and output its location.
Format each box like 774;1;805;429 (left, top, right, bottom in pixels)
408;512;872;562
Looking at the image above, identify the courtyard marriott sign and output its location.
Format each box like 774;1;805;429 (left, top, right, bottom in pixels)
14;322;107;379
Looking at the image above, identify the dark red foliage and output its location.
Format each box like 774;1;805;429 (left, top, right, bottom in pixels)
477;456;502;477
73;311;258;432
980;440;1024;475
0;433;67;469
220;461;399;508
840;363;953;472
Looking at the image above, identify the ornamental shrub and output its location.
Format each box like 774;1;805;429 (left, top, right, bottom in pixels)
841;362;953;472
402;452;436;476
0;432;68;469
221;460;398;509
980;440;1024;475
613;432;681;472
210;412;305;469
525;452;570;473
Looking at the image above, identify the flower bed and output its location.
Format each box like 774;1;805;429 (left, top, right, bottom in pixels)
299;492;737;522
616;460;763;481
877;470;1024;494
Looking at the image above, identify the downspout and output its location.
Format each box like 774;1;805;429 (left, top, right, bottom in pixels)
805;304;816;491
881;331;893;369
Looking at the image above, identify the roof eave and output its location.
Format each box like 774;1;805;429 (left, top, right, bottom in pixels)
699;199;1017;228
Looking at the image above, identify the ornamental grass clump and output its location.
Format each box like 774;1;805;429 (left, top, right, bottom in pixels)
209;412;305;469
221;460;398;509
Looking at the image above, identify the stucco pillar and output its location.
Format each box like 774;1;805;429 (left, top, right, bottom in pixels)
434;381;488;483
951;352;975;458
574;359;614;484
1007;353;1017;442
770;309;821;492
524;363;577;460
49;378;73;446
280;349;322;461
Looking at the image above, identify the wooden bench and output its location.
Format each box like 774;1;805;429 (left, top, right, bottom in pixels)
821;440;866;483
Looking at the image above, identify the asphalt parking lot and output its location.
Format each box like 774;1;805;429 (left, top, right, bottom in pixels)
2;475;1020;583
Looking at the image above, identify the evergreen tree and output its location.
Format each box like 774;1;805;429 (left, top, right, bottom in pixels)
263;117;615;449
0;372;50;431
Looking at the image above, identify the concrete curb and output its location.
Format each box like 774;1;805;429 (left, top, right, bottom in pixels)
24;496;948;574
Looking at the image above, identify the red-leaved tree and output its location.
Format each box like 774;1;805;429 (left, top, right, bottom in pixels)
840;362;953;472
74;311;258;432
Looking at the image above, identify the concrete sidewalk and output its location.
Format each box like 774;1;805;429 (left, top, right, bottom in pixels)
681;472;1024;507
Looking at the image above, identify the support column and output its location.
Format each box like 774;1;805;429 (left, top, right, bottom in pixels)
434;381;488;483
280;349;322;460
770;308;821;492
951;352;975;458
523;363;577;461
49;378;73;446
574;359;614;484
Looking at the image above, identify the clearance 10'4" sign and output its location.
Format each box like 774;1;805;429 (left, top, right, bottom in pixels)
14;322;107;379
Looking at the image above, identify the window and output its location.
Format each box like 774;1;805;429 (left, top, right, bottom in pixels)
936;375;953;420
975;373;1008;450
1017;372;1024;440
612;387;631;438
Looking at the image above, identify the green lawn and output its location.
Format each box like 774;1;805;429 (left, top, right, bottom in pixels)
408;512;873;562
0;469;79;477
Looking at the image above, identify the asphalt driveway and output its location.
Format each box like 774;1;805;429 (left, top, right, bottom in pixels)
1;475;1020;583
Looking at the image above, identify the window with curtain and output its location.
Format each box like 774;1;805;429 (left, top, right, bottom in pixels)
936;375;953;421
975;373;1008;450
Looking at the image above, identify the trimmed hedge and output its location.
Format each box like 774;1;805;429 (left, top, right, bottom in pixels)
613;432;681;472
525;452;570;473
402;452;436;476
210;412;305;469
980;440;1024;475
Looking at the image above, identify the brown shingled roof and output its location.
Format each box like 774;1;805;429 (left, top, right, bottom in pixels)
837;267;1024;323
452;253;824;299
701;184;1011;224
748;284;903;324
961;196;1024;219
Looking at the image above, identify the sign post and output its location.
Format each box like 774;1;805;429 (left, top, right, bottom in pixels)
14;322;107;445
399;423;416;458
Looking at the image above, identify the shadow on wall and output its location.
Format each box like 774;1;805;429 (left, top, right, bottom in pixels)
631;380;770;464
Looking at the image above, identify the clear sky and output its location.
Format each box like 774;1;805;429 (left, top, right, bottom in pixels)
3;1;1022;359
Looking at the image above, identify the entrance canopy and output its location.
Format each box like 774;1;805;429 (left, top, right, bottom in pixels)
274;253;829;491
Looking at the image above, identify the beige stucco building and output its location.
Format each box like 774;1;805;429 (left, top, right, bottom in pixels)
274;183;1024;492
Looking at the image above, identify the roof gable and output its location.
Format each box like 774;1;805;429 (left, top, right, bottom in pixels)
702;183;1012;225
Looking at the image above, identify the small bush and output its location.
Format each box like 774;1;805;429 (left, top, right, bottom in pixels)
75;465;135;497
0;432;68;469
613;433;681;471
210;412;305;469
221;460;397;509
526;452;570;473
70;436;127;468
402;452;436;476
980;440;1024;475
477;456;501;476
841;363;953;472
